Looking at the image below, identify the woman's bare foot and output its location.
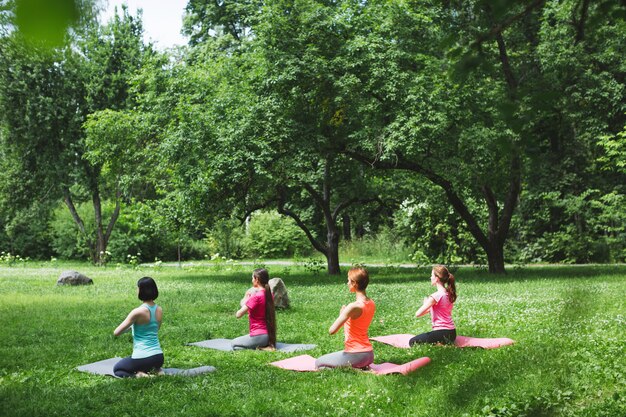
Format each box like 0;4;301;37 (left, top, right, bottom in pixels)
135;371;150;378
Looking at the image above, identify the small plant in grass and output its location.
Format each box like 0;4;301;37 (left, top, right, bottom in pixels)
410;249;431;266
303;258;324;275
152;257;163;271
126;252;141;269
99;250;112;267
512;262;527;271
381;259;401;274
253;259;266;270
210;253;233;272
0;252;26;267
350;260;366;268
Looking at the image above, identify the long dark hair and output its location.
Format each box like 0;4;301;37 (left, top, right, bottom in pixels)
253;268;276;347
433;265;456;303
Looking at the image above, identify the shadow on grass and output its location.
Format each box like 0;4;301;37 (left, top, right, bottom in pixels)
160;264;626;288
436;284;601;413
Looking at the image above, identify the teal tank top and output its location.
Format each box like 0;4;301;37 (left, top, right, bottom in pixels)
131;304;163;359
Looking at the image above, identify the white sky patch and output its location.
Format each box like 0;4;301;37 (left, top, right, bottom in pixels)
100;0;189;50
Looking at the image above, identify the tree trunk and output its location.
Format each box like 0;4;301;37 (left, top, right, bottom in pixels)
93;191;106;265
92;188;122;265
177;238;182;268
326;224;341;275
342;214;351;241
278;157;371;275
63;188;96;262
485;242;506;274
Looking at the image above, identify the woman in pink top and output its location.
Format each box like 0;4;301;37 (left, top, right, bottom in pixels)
233;268;277;350
410;265;457;345
315;267;376;369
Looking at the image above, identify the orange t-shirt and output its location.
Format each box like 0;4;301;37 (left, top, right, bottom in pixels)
344;298;375;353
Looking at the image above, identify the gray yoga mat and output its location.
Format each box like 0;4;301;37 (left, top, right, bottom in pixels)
76;357;216;378
187;338;317;352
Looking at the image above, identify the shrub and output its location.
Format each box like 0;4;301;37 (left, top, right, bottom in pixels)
49;200;200;263
49;202;94;260
243;211;311;259
339;226;413;263
2;203;55;259
205;218;246;259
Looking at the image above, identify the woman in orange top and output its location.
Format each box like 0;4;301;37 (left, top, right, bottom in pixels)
315;267;375;369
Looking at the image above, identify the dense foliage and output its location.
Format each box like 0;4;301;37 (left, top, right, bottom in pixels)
0;0;625;272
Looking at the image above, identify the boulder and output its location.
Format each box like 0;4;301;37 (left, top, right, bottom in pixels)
57;270;93;286
269;277;290;309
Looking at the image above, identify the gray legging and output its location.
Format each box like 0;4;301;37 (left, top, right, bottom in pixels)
231;333;270;350
315;350;374;369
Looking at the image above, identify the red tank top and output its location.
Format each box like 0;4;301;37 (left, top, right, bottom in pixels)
344;298;375;352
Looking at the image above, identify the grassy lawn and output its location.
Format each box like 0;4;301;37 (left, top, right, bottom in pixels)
0;263;624;416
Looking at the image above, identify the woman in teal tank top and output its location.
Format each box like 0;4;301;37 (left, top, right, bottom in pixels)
113;277;164;378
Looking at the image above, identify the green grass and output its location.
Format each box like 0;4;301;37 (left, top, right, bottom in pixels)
0;264;624;417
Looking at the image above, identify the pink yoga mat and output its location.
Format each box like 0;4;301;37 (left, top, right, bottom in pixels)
269;354;430;375
270;355;318;372
370;334;515;349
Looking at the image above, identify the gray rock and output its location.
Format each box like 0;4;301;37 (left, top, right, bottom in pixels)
57;270;93;286
269;277;290;309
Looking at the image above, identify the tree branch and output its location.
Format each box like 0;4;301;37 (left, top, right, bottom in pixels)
494;32;518;95
332;197;379;222
482;184;499;238
496;154;522;245
302;181;333;224
322;157;331;203
302;183;325;206
574;0;591;44
63;188;86;235
277;203;327;255
471;0;545;48
237;198;277;224
104;191;122;244
343;149;491;250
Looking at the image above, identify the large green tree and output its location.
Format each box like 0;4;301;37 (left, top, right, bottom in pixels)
0;5;153;263
141;0;387;274
340;0;624;272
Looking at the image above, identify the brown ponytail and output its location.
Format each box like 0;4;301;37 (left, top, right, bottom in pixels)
254;268;276;347
433;265;457;303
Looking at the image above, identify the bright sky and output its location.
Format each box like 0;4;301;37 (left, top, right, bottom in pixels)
101;0;188;49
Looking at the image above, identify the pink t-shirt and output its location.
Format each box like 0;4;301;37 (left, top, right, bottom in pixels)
430;289;455;330
246;290;268;336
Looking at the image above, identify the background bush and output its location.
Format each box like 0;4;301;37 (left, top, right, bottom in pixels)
242;211;311;258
